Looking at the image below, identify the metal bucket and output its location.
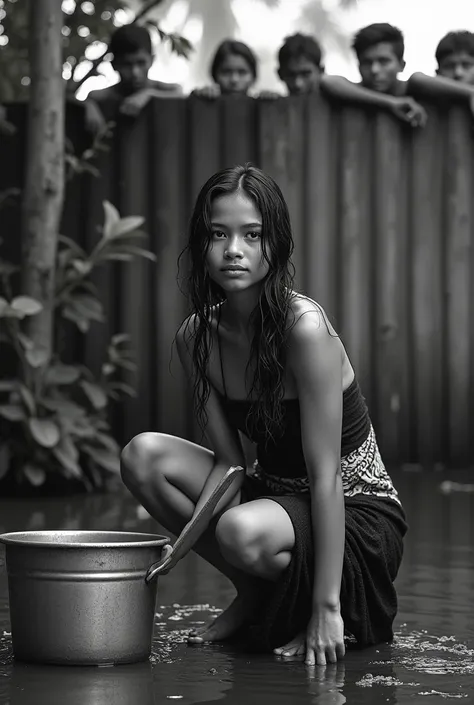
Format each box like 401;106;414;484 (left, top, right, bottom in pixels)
0;530;170;666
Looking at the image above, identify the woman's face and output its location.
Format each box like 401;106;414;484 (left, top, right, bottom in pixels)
206;191;269;293
215;54;255;95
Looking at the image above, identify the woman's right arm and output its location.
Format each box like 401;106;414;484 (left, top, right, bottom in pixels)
176;318;247;519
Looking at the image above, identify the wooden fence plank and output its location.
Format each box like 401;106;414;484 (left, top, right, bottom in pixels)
409;107;445;466
372;113;408;463
444;107;472;465
303;96;338;318
337;108;373;406
151;98;189;439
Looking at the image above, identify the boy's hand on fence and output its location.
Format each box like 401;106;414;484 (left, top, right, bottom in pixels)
390;97;427;128
120;90;152;117
191;85;221;100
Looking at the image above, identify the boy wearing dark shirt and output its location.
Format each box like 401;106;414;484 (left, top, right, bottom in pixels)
86;25;182;124
261;31;426;128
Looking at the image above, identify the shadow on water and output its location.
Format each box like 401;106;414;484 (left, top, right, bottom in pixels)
0;468;473;704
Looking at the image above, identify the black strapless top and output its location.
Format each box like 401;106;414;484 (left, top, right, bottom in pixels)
216;333;371;479
220;377;371;478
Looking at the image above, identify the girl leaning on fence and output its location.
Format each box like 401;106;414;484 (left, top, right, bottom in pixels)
120;163;408;665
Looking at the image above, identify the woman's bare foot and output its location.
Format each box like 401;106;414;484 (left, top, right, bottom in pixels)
187;591;259;644
273;632;306;658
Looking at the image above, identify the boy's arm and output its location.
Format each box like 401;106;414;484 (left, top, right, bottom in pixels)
320;74;427;127
408;71;474;101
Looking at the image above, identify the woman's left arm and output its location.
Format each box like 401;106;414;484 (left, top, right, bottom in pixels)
288;311;346;666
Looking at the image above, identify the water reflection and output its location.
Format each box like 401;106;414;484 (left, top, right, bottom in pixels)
0;470;474;704
9;661;156;705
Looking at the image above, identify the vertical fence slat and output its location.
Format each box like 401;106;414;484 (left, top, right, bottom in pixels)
256;98;305;290
410;108;444;466
220;96;256;167
151;98;189;439
445;107;472;465
116;112;154;442
303;96;338;318
372;114;408;463
187;97;222;444
337;109;373;406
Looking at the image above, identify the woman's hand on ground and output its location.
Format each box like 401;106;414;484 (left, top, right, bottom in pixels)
305;607;345;666
273;607;345;666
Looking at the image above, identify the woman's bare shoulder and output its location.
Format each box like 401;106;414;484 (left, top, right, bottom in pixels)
287;293;336;338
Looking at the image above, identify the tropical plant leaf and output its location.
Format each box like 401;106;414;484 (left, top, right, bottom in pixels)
25;347;49;368
17;332;34;350
44;364;81;385
24;464;46;486
28;418;61;448
80;380;108;410
81;444;120;474
0;379;17;392
107;216;145;239
102;200;120;239
52;435;82;478
0;404;25;421
10;296;43;316
57;234;87;258
102;245;156;262
0;297;10;317
71;259;92;276
19;384;36;416
62;305;90;332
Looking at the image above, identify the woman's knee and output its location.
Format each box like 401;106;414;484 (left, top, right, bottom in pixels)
215;507;264;569
120;432;166;490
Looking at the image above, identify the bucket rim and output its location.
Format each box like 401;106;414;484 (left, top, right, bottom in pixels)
0;530;170;549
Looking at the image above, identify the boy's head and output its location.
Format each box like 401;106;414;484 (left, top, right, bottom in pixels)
435;31;474;84
277;33;324;95
109;25;154;94
352;23;405;94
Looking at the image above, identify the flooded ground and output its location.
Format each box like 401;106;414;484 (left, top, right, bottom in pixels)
0;468;473;704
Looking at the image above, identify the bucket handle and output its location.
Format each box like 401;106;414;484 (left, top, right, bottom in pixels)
144;465;244;584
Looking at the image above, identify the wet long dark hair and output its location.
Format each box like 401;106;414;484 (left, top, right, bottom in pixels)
178;163;295;442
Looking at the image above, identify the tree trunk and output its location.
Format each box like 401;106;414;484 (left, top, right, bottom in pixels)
21;0;64;364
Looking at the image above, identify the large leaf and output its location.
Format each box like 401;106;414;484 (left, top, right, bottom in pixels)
81;445;120;474
42;397;85;418
107;216;145;239
69;294;104;322
44;364;81;385
62;305;90;333
10;296;43;316
0;297;10;316
0;379;17;392
26;347;49;368
102;200;120;240
52;435;82;479
17;332;34;350
0;404;25;422
24;464;46;487
19;384;36;416
80;380;108;410
102;245;156;262
28;418;61;448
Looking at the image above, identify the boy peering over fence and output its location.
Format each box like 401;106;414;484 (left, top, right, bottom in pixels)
409;31;474;115
85;24;182;126
259;31;427;129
